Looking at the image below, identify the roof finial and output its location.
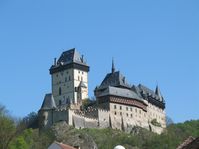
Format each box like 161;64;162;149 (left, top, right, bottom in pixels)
112;57;115;73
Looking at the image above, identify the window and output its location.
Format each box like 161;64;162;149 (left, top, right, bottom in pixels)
78;71;80;74
131;114;133;117
114;111;117;115
67;96;70;104
59;87;62;95
69;76;71;81
59;100;61;106
135;109;137;113
120;106;122;110
114;105;117;109
130;107;132;111
126;107;128;111
65;77;67;82
126;113;128;117
82;72;84;74
120;112;122;116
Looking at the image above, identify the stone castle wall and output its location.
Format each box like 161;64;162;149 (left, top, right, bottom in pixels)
40;107;165;134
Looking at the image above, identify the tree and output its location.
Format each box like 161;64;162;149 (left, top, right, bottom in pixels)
21;112;38;129
9;136;28;149
0;104;16;149
166;116;174;126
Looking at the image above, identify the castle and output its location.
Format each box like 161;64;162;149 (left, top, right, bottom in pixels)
38;48;166;134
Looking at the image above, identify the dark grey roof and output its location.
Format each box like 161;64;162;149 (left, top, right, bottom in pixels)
40;93;57;110
57;48;87;66
138;84;155;96
155;85;164;102
98;71;131;89
131;85;142;98
138;84;165;102
97;86;142;101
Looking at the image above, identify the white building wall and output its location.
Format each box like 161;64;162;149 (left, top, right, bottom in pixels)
73;69;88;103
51;68;88;106
146;102;166;128
109;103;148;128
52;69;74;106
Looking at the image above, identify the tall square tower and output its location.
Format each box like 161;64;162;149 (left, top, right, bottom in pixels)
49;48;89;109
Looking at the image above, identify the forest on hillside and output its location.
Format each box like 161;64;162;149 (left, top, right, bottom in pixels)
0;104;199;149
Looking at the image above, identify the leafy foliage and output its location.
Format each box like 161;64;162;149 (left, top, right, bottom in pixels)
151;119;161;127
21;112;39;129
81;98;97;110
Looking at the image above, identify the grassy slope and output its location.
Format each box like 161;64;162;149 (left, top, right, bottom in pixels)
74;120;199;149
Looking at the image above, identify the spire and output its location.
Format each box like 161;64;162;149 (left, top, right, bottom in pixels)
112;58;115;73
155;85;163;101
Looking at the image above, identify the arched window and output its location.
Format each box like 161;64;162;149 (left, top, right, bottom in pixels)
59;87;62;95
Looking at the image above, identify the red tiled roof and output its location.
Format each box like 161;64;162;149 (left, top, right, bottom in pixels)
55;142;77;149
176;136;199;149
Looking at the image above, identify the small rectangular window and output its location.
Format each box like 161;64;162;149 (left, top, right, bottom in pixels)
114;105;117;109
120;106;122;110
126;107;128;111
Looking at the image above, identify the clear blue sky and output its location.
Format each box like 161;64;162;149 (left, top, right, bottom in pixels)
0;0;198;123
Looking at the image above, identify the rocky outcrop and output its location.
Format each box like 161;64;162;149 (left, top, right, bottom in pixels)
51;121;98;149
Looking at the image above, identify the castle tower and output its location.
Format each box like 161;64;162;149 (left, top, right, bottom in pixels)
49;48;89;109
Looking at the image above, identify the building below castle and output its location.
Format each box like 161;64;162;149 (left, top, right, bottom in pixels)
39;48;166;134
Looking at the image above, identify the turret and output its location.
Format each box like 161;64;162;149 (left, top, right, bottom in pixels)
155;85;164;102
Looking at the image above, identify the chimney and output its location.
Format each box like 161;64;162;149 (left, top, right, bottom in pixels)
54;58;57;66
112;58;115;73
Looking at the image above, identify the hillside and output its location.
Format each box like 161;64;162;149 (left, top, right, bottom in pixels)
50;120;199;149
0;103;198;149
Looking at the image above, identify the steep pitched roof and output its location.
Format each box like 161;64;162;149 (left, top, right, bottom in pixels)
155;85;164;102
177;136;199;149
138;84;163;100
40;93;57;110
98;71;131;89
131;85;142;98
98;86;142;101
50;49;89;75
56;142;77;149
48;142;77;149
57;48;87;66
